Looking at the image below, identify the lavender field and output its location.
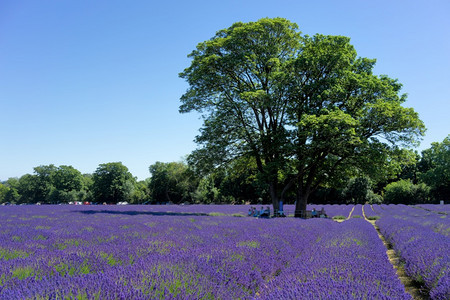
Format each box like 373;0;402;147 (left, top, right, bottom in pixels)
0;205;448;299
374;204;449;299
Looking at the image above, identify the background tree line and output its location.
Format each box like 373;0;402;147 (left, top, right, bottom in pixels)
1;18;448;208
0;135;448;205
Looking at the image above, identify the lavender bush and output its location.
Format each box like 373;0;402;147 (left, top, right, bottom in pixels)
259;218;411;299
375;205;450;299
376;205;449;237
350;204;363;219
363;204;379;219
417;204;450;215
0;205;411;299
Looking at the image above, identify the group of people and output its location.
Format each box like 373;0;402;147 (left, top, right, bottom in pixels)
311;208;328;218
247;205;328;219
248;206;271;218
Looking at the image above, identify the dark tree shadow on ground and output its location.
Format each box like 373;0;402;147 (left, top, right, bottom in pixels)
74;210;211;217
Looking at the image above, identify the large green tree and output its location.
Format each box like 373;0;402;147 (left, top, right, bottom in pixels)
92;162;136;204
419;135;450;201
191;156;266;204
3;178;21;204
342;177;374;204
148;161;197;204
33;164;58;203
180;18;425;216
131;179;152;204
384;179;430;204
17;174;38;204
47;165;85;204
0;183;8;203
23;165;86;204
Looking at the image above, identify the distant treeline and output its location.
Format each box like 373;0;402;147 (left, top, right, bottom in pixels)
0;136;448;205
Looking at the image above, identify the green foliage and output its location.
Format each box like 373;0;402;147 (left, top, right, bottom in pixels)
0;248;30;260
53;260;91;276
92;162;136;204
32;164;58;203
419;135;450;202
397;150;421;183
0;183;9;204
47;189;83;204
384;179;430;204
52;165;84;193
340;177;383;204
81;174;94;202
12;266;35;280
237;240;260;248
17;174;38;204
2;178;20;204
180;18;302;207
11;165;88;204
366;190;383;204
180;17;425;214
342;177;373;204
148;161;197;204
130;179;152;204
189;156;268;204
191;175;221;204
308;187;343;204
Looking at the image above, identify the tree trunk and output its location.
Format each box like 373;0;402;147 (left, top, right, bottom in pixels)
165;189;171;203
294;190;309;218
269;183;280;214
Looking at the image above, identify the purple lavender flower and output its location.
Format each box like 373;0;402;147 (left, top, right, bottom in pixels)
0;205;415;299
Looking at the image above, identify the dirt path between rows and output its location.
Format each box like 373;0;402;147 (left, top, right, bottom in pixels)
346;206;355;220
362;206;428;300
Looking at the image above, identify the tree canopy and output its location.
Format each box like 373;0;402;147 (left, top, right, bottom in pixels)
180;17;425;216
92;162;135;204
6;165;87;204
148;161;197;204
419;135;450;201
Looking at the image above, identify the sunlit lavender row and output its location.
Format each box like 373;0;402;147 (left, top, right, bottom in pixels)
0;205;411;299
259;218;411;299
362;204;378;218
416;204;450;215
374;204;449;236
375;205;449;299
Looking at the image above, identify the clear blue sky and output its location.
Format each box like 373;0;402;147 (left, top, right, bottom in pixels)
1;0;449;181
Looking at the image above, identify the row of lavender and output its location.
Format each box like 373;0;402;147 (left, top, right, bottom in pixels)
373;204;449;299
416;204;450;215
258;218;409;299
363;204;379;219
103;203;354;217
0;205;410;299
